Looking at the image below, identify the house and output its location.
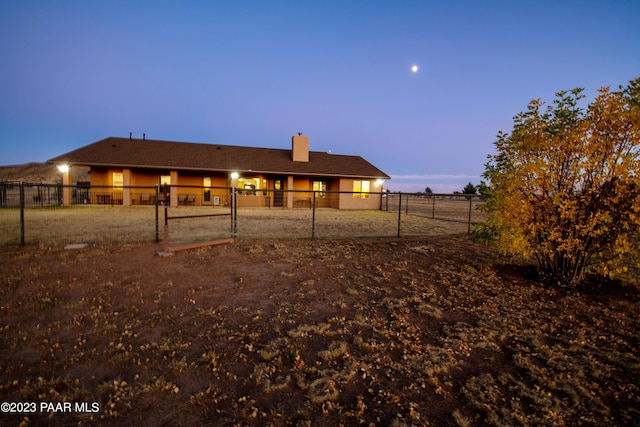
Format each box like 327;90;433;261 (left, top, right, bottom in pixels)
48;134;390;209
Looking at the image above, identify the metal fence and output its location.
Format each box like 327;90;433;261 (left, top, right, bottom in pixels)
0;182;162;246
0;182;486;246
382;193;487;233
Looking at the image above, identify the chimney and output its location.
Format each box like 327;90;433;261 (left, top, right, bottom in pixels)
292;134;309;162
143;133;146;140
129;132;132;140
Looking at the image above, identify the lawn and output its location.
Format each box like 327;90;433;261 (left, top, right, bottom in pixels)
0;235;638;426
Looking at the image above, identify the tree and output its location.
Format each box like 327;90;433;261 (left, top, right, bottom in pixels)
480;78;640;287
462;182;477;195
424;187;433;194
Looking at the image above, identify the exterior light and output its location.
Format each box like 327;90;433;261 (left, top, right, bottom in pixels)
230;172;239;179
57;164;69;173
375;179;384;186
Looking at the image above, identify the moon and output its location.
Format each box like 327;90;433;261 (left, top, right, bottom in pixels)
411;65;418;73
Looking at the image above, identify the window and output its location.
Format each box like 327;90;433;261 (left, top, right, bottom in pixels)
353;180;370;199
160;175;171;186
112;172;123;188
313;181;326;198
203;177;211;202
238;177;260;195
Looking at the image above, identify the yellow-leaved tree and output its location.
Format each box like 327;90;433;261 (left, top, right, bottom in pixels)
480;78;640;287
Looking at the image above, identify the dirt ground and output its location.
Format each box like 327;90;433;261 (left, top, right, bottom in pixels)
0;236;638;426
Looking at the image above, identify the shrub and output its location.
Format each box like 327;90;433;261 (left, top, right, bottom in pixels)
481;78;640;287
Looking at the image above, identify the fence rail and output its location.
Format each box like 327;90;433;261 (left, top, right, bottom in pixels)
0;182;486;246
382;193;486;233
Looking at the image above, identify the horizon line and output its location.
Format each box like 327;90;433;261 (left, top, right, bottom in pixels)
389;174;481;181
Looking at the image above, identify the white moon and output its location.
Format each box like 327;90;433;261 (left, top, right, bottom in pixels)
411;65;418;72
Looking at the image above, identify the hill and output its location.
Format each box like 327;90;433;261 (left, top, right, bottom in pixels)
0;162;89;183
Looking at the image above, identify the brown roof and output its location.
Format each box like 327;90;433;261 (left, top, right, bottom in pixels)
48;137;390;179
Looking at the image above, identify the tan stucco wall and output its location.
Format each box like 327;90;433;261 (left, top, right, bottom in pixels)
292;178;311;191
87;168;234;206
88;168;110;186
85;167;383;210
338;178;383;210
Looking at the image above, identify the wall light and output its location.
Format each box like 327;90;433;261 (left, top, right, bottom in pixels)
375;179;385;186
57;164;69;173
230;172;239;179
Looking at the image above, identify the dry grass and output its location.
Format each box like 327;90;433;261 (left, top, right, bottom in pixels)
0;206;157;246
0;206;472;246
0;236;638;425
386;194;487;224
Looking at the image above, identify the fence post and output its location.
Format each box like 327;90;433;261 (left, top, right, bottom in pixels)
19;183;25;246
155;185;160;243
163;203;170;252
467;196;473;234
432;195;435;219
397;192;402;237
312;191;316;239
230;187;234;237
232;188;237;238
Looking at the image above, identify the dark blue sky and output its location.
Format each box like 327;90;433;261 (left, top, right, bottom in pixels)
1;1;638;192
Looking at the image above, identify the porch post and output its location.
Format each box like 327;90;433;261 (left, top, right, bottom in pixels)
287;176;294;209
170;170;178;207
61;167;72;206
122;168;131;206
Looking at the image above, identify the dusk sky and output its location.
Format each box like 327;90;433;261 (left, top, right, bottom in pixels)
1;1;639;192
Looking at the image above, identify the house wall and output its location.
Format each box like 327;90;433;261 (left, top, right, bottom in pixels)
291;178;307;191
179;173;230;206
290;177;309;208
88;168;233;206
288;177;343;208
85;167;383;209
338;178;383;210
129;170;160;187
85;168;123;204
89;168;110;186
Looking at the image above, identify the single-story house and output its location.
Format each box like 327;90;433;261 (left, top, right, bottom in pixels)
48;134;390;209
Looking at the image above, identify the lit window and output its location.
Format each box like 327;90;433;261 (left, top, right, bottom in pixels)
113;172;123;188
203;177;211;202
353;180;370;199
238;177;260;195
160;175;171;186
313;181;326;197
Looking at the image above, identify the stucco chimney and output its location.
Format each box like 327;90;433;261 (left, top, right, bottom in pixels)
292;134;309;162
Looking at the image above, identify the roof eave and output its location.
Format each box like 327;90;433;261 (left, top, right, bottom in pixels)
47;161;389;180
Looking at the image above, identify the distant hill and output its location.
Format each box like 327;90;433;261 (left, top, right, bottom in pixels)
0;163;89;184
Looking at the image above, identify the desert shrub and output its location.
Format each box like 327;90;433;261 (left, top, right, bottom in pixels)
481;78;640;287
